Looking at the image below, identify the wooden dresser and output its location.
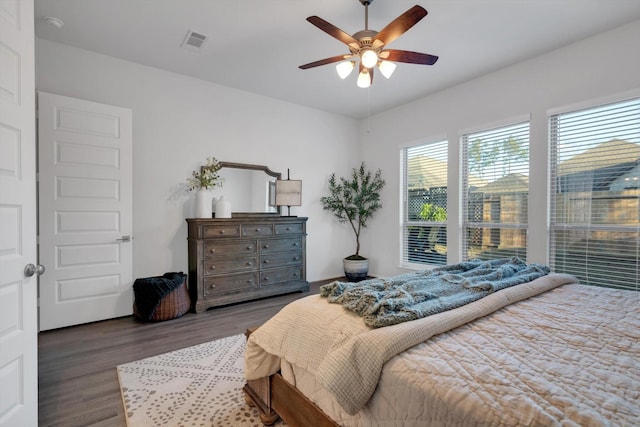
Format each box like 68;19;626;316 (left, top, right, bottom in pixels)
186;216;309;313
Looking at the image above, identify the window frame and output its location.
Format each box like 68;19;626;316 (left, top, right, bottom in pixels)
548;95;640;291
460;119;531;262
400;138;449;268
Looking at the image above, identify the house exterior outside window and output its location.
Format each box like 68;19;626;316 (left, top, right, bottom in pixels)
549;97;640;291
462;121;530;261
401;140;448;266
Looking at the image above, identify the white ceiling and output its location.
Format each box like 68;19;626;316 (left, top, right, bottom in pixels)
34;0;640;119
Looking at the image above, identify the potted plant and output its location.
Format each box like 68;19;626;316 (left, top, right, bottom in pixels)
320;162;385;281
187;157;224;218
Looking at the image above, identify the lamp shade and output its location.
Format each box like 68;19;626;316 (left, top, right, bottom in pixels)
357;69;371;88
336;61;355;79
275;180;302;207
378;60;396;79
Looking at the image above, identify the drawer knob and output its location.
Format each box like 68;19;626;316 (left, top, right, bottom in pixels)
246;245;253;250
209;266;216;270
247;261;253;266
293;256;299;261
219;230;225;234
264;259;270;264
247;279;253;284
293;273;298;277
210;284;216;289
286;227;291;231
293;242;299;247
255;228;260;232
210;248;216;254
263;244;269;249
263;277;269;282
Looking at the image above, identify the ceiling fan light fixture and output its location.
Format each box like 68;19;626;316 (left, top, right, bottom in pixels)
357;69;371;88
361;49;378;68
300;4;436;89
336;61;355;79
378;60;396;79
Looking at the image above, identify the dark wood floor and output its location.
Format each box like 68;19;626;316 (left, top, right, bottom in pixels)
38;280;327;427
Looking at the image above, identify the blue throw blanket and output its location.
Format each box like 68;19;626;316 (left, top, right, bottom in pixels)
320;257;550;328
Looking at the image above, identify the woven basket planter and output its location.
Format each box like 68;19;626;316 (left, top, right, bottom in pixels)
133;276;191;322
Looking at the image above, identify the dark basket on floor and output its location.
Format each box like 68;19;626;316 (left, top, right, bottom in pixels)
133;272;190;322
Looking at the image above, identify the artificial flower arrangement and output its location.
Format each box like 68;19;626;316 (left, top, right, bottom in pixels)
187;157;224;191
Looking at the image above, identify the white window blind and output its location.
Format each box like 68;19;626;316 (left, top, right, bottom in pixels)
402;140;448;266
550;98;640;291
462;122;530;261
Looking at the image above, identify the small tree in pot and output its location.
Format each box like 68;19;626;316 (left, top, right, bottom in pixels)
320;162;385;281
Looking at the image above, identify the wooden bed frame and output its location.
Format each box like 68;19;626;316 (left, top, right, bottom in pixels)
243;328;339;427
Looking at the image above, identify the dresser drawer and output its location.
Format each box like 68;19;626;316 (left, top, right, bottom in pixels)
201;224;240;238
260;251;302;269
204;272;258;296
203;241;256;257
260;267;303;286
203;257;257;275
241;224;273;237
275;223;304;235
259;237;302;253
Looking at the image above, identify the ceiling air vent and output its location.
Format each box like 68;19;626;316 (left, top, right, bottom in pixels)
181;29;208;52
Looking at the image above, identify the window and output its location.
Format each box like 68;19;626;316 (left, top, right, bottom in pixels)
550;98;640;291
402;140;448;266
462;122;530;261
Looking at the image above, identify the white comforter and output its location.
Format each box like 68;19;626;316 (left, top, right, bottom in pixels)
245;274;640;425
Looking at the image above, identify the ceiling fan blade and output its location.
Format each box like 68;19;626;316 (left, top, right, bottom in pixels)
299;54;351;70
381;49;438;65
373;5;428;47
306;16;360;48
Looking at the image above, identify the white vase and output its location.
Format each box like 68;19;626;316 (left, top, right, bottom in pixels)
211;197;218;217
195;188;212;218
216;196;232;218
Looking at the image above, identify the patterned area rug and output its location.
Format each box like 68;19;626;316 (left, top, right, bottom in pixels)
117;334;285;426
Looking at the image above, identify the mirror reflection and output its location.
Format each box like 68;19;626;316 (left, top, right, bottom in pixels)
208;162;281;215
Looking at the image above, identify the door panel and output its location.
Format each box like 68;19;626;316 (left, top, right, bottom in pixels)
38;92;133;331
0;0;38;425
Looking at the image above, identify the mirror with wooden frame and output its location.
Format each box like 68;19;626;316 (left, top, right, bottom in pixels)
202;161;282;216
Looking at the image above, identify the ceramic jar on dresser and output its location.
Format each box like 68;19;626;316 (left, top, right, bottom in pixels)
186;216;309;313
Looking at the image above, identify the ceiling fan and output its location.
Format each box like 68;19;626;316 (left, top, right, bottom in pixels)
299;0;438;88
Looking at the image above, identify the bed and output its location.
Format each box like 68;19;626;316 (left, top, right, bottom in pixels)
243;260;639;426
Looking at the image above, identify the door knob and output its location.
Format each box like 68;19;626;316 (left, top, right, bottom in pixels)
24;263;45;277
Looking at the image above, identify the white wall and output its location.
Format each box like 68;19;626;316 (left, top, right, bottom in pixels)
35;38;360;281
35;19;640;283
360;19;640;277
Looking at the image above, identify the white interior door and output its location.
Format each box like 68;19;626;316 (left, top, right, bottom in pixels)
38;91;133;331
0;0;38;425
